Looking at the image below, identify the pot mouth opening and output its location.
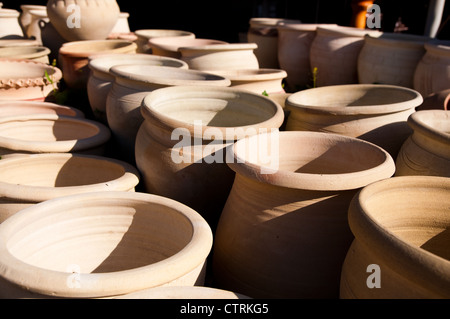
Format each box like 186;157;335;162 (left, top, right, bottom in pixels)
409;110;450;142
60;40;136;55
135;29;194;39
89;54;187;73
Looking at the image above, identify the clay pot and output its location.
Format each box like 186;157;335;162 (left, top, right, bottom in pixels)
46;0;120;42
285;84;423;158
18;4;46;35
135;29;195;54
277;23;337;91
109;12;131;34
0;153;140;223
247;17;300;69
116;286;250;299
358;33;429;88
149;37;226;59
0;46;51;63
396;110;450;177
0;9;24;39
309;25;381;87
0;114;111;157
0;191;212;298
0;100;84;118
107;66;230;164
24;9;48;45
212;131;395;299
58;39;137;89
413;41;450;97
0;58;62;101
0;38;40;48
340;176;450;299
88;53;188;123
417;88;450;111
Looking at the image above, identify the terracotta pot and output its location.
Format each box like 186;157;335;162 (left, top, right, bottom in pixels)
277;23;337;91
0;153;140;223
0;46;51;63
116;286;250;299
0;191;212;298
0;38;40;48
396;110;450;177
247;17;300;69
107;66;230;164
109;12;131;34
179;43;259;71
0;114;111;157
24;9;48;45
340;176;450;299
0;58;62;101
135;85;284;228
46;0;120;42
135;29;195;54
309;25;381;87
58;39;137;89
149;37;226;59
413;41;450;97
0;9;24;39
212;131;395;299
0;100;84;118
358;33;429;88
285;84;423;158
18;4;46;35
88;53;188;123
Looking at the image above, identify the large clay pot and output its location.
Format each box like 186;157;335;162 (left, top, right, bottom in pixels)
58;39;137;89
358;33;429;88
0;46;50;63
0;114;111;157
0;153;140;223
149;37;227;59
179;43;259;71
285;84;423;158
46;0;120;42
18;4;46;35
309;25;381;87
116;286;250;299
413;41;450;97
88;53;188;123
0;100;84;118
24;9;48;45
212;131;396;299
106;66;230;164
0;58;62;101
0;9;24;39
396;110;450;177
247;17;300;69
0;38;40;48
135;85;284;229
109;12;131;34
0;191;213;298
135;29;195;54
340;176;450;299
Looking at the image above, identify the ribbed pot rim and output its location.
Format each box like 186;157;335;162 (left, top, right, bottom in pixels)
0;191;213;298
227;131;395;191
0;153;140;202
348;176;450;296
0;100;85;118
407;110;450;147
286;84;423;115
316;25;381;38
0;8;20;17
59;40;137;57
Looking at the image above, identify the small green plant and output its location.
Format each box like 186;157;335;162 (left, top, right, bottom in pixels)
312;67;318;88
262;90;269;97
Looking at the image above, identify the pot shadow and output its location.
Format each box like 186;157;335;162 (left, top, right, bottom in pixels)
420;228;450;261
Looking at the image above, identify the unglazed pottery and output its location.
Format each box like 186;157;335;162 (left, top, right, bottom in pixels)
135;85;284;229
212;131;396;299
179;43;259;71
106;66;230;164
0;191;212;298
149;37;227;59
116;286;250;299
46;0;120;42
285;84;423;158
358;33;429;88
58;39;137;89
0;114;111;157
0;153;140;223
24;9;48;45
109;12;131;34
87;53;188;123
309;25;381;86
0;100;84;118
0;58;62;101
340;176;450;299
0;9;24;39
18;4;46;35
0;46;51;63
396;110;450;177
418;88;450;111
0;38;40;47
134;29;195;54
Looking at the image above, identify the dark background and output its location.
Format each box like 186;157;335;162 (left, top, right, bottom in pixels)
2;0;450;41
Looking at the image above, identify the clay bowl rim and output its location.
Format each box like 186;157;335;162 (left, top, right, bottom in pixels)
407;109;450;146
208;68;287;82
315;25;382;38
0;100;85;118
178;42;258;53
134;29;195;40
276;23;338;32
0;46;51;60
59;40;137;58
148;37;227;53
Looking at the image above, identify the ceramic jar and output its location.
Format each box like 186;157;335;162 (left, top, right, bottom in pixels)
88;53;188;123
46;0;120;42
0;46;51;63
247;17;300;69
110;12;131;34
0;153;140;223
277;23;337;91
396;110;450;177
58;39;137;89
0;100;84;118
18;4;47;35
135;85;284;229
24;9;48;45
358;33;429;88
0;114;111;157
0;38;40;48
0;58;62;101
0;191;213;298
340;176;450;299
212;131;396;299
285;84;423;158
309;25;381;87
117;286;250;299
413;41;450;97
135;29;195;54
0;9;24;39
149;37;227;59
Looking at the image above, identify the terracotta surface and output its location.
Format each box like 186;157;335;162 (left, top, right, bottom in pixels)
18;4;46;35
0;100;84;118
0;46;50;63
0;9;24;39
149;37;227;59
134;29;195;54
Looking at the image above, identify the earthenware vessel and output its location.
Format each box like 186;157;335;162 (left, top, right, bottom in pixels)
0;46;51;63
116;286;250;299
135;29;195;54
0;100;84;118
0;9;24;39
417;88;450;111
18;4;46;35
24;9;48;45
109;12;131;34
149;37;226;59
